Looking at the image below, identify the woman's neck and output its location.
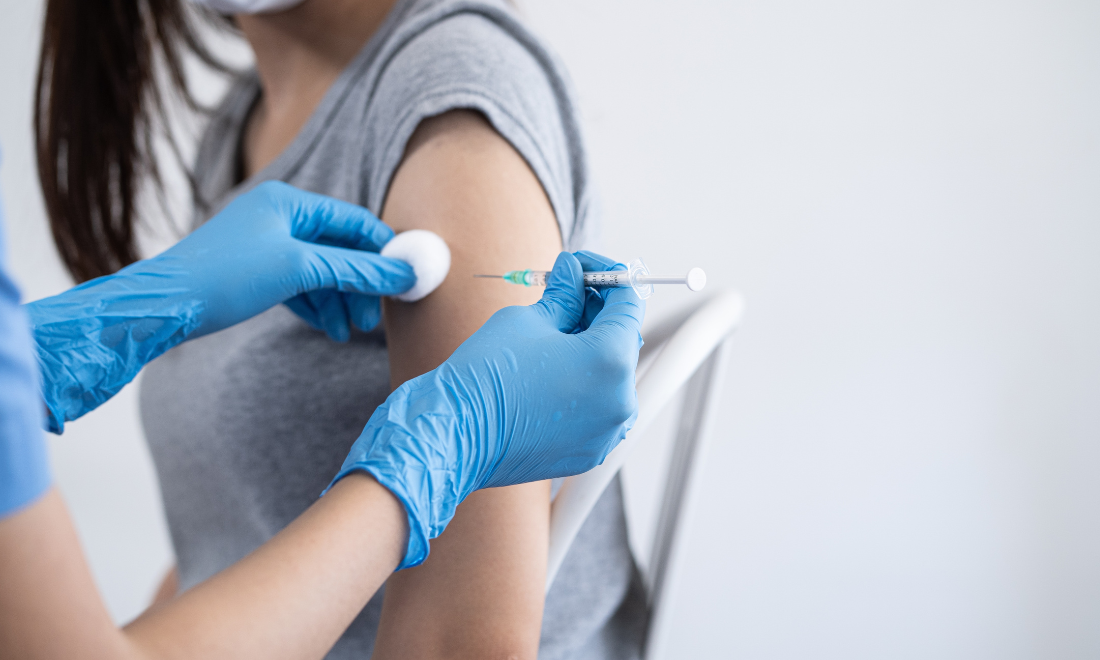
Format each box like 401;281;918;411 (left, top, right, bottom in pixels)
236;0;398;177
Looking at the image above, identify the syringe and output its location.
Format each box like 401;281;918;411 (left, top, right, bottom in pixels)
474;258;705;300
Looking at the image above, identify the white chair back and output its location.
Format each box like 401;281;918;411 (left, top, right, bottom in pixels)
545;290;745;656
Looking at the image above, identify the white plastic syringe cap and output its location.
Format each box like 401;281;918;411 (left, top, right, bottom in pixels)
686;267;707;292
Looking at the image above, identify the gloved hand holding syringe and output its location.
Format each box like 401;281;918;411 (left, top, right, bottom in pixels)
475;257;706;299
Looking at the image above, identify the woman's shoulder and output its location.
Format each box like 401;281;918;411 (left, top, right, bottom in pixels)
377;0;571;111
392;0;551;55
360;0;591;244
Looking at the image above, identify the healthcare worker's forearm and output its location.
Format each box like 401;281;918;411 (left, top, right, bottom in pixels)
0;474;405;660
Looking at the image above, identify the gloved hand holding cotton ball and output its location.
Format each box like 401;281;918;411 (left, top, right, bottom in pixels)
380;230;451;302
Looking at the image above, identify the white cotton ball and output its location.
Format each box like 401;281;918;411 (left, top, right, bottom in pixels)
380;229;451;302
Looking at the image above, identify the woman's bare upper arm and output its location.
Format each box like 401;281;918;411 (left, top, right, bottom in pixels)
380;109;563;386
373;110;560;659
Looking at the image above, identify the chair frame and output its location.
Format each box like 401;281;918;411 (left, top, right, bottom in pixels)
643;334;735;656
545;290;745;657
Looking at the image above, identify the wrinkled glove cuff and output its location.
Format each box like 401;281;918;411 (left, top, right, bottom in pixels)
25;294;203;434
324;371;473;570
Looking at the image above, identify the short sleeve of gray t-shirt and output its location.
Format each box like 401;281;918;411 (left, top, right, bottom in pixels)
141;1;642;659
361;11;589;247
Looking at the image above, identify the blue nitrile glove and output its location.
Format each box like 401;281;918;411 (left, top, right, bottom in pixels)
285;282;384;343
328;251;645;568
26;181;415;433
572;250;628;332
0;182;51;517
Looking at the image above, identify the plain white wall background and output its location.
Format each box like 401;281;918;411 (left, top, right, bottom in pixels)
2;1;1098;658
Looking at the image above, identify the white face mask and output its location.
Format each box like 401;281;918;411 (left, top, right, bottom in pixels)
188;0;305;14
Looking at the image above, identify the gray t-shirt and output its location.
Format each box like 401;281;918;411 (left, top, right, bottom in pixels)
139;0;645;658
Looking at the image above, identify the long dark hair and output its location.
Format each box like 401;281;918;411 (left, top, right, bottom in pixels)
35;0;230;282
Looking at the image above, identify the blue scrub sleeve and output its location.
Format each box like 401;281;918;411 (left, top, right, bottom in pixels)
0;178;52;517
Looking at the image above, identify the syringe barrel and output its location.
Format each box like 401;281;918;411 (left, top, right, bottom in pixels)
520;270;630;288
496;259;698;300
